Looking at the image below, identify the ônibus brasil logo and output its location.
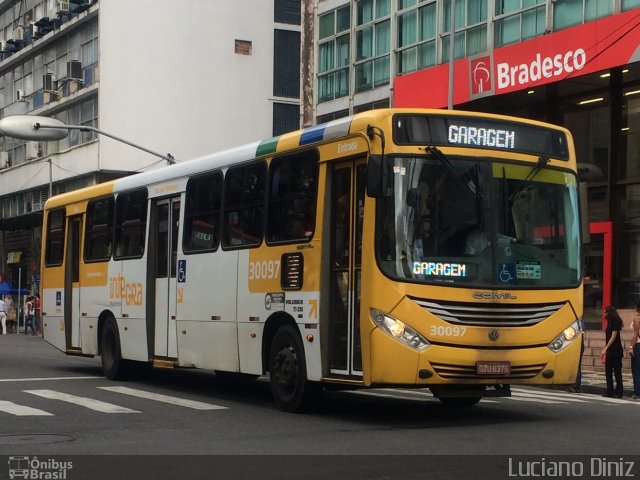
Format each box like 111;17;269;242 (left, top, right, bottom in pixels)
8;456;73;479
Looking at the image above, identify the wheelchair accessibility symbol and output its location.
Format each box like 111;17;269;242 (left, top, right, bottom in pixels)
498;263;515;283
177;260;186;283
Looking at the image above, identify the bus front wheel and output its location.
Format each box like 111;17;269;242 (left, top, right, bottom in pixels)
101;318;125;380
268;325;320;412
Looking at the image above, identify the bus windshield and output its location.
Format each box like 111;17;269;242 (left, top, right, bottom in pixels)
376;155;581;288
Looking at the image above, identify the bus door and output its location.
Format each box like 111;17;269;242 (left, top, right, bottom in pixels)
64;215;82;349
328;160;366;377
153;196;181;358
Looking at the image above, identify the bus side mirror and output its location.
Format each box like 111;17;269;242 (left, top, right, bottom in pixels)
367;155;391;198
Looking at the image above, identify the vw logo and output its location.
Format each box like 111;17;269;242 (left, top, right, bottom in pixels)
488;329;500;341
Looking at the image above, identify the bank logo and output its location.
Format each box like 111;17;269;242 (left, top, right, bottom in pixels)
8;456;73;479
470;54;494;98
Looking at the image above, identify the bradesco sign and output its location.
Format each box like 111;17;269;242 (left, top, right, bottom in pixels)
394;9;640;108
496;48;586;91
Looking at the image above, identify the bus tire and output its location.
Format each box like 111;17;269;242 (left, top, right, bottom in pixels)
101;318;126;380
269;324;320;412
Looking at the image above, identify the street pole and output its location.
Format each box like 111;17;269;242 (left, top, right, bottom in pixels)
48;158;52;199
448;0;456;110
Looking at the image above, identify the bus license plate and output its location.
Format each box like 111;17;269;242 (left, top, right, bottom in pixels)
476;361;511;376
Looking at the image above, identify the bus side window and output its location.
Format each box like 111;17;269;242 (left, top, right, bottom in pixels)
84;196;114;262
222;162;266;249
183;171;222;253
114;189;148;259
45;208;66;266
267;150;318;244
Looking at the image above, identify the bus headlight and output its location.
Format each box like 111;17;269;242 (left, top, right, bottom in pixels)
371;309;430;351
548;320;580;353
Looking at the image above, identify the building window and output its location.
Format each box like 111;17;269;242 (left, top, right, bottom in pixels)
563;95;610;184
317;109;350;124
354;0;391;93
274;29;300;98
442;0;487;62
494;0;546;48
353;98;390;113
623;0;640;9
273;102;299;135
397;1;437;75
620;87;640;182
318;6;350;102
275;0;301;25
553;0;612;31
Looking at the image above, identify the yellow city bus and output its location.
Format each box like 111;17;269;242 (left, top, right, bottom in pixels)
41;108;583;411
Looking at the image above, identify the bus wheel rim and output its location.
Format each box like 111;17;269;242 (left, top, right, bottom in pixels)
273;345;298;394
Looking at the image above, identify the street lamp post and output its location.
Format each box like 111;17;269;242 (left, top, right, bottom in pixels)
0;115;176;165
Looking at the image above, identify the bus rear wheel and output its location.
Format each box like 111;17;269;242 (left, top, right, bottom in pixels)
269;325;320;412
101;318;126;380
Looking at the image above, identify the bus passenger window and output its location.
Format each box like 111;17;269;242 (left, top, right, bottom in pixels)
84;197;114;262
45;208;66;266
222;162;265;249
183;172;222;253
267;150;318;244
114;189;148;259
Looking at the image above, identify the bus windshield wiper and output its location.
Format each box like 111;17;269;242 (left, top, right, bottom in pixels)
508;156;549;202
423;146;482;199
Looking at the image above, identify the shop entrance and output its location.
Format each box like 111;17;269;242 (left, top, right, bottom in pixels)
583;221;612;330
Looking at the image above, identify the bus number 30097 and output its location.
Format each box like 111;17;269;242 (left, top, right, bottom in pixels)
429;325;467;337
248;260;281;280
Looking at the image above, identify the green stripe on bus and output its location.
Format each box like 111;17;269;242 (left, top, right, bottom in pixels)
256;136;279;157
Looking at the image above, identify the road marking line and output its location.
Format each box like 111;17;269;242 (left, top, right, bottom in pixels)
98;386;227;410
0;376;101;383
24;389;140;413
0;400;53;416
503;396;561;404
510;389;591;403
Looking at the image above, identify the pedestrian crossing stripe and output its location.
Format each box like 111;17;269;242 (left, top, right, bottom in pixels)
24;389;140;413
0;400;52;416
98;386;227;410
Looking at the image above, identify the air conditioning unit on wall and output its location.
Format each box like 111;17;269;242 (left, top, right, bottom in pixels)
26;141;41;160
0;151;10;169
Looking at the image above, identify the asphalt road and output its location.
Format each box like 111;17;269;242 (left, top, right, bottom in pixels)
0;334;638;480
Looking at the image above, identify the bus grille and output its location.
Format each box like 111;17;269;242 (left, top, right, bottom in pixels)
412;298;565;327
430;361;546;380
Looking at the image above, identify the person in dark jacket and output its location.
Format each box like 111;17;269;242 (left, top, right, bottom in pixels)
602;305;624;398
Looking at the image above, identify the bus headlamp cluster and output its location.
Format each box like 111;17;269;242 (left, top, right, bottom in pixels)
371;309;430;351
548;320;581;352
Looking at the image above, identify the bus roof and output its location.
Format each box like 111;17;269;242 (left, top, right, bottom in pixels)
44;108;573;210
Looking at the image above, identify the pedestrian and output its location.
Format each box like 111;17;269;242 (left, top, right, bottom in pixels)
0;296;6;334
602;305;624;398
24;296;36;336
569;317;587;393
629;302;640;400
34;293;41;336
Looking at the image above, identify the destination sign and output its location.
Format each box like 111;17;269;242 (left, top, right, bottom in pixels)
393;114;569;160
